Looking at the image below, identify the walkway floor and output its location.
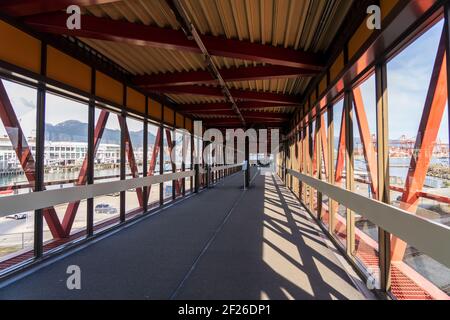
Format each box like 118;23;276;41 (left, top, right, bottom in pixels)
0;169;367;300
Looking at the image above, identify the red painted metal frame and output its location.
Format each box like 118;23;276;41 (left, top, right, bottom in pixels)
178;102;294;112
145;128;161;204
148;85;300;105
391;27;448;262
352;87;378;198
23;12;324;70
118;116;144;208
164;129;182;196
312;113;329;179
0;80;167;238
190;110;289;120
134;65;318;87
0;81;65;239
335;106;346;184
320;113;329;179
203;118;285;127
0;0;120;17
61;110;109;234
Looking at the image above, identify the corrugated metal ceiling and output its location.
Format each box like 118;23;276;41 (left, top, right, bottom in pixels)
76;0;353;117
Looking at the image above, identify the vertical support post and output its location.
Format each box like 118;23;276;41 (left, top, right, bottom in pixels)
182;119;186;197
316;106;323;220
223;143;226;179
159;106;164;206
34;43;47;258
445;3;450;166
143;98;149;213
170;129;176;200
302;121;307;202
376;63;392;292
119;84;127;223
245;137;250;189
205;139;209;188
86;68;95;237
309;115;314;210
297;129;302;199
120;110;126;223
194;163;200;193
327;105;336;234
290;137;294;190
283;141;287;184
344;90;355;255
191;132;194;191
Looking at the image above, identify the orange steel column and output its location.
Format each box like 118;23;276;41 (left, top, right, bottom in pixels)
391;29;448;262
353;87;379;198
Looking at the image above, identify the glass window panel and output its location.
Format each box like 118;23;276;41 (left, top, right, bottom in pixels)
43;92;88;243
387;19;449;298
0;80;37;269
125;117;143;219
93;108;121;232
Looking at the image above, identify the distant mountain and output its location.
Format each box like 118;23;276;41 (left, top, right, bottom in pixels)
45;120;155;147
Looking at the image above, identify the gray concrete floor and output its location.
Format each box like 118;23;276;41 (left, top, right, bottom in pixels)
0;169;366;300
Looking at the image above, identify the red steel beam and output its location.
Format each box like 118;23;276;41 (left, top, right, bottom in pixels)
145;128;161;204
134;65;318;87
118;116;144;208
353;87;378;198
23;12;324;70
335;106;346;184
203;118;285;127
193;111;289;120
0;81;65;238
203;122;283;127
178;101;295;112
148;85;300;105
164;129;182;196
312;120;319;175
391;29;448;262
320;113;329;179
61;110;109;235
0;0;121;17
312;113;329;178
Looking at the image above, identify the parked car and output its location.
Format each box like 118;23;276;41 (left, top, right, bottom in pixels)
95;204;118;214
5;213;28;220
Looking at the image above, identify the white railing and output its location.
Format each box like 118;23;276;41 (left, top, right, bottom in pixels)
0;171;195;217
286;168;450;270
210;164;243;172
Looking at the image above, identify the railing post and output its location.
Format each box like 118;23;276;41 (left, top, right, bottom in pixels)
316;105;323;220
445;2;450;167
190;133;194;191
245;137;250;189
194;163;200;193
182;132;186;197
344;90;355;256
327;105;336;234
119;109;126;223
143;98;149;213
308;114;314;210
159;122;164;206
86;68;95;236
34;43;46;258
376;63;392;293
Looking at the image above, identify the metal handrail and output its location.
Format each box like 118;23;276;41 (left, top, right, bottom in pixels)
286;168;450;270
0;171;195;218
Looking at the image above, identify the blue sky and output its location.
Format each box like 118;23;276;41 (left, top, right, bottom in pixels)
0;20;449;143
360;20;448;142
